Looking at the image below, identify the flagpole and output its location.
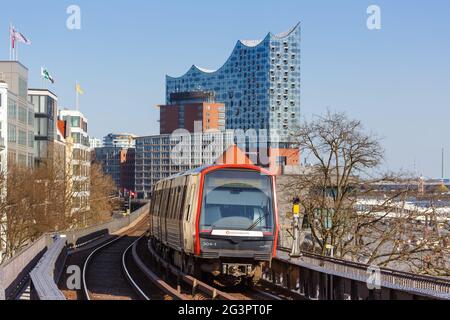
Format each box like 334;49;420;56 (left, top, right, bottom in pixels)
76;81;79;111
9;23;12;61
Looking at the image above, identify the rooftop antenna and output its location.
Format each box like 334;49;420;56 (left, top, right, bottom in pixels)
442;147;445;181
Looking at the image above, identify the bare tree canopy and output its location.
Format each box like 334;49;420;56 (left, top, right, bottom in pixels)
0;147;119;263
280;111;449;276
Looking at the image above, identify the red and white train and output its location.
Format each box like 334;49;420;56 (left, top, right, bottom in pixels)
148;164;279;285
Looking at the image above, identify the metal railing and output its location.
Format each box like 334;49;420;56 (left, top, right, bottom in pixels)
275;247;450;299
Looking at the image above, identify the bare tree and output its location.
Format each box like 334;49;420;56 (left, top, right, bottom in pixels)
281;111;449;275
88;163;119;225
0;144;119;262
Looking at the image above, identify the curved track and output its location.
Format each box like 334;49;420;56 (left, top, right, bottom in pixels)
82;219;149;300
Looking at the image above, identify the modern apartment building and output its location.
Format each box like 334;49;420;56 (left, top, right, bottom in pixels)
0;61;35;260
135;131;234;199
28;89;58;165
93;133;136;193
159;91;225;134
166;23;301;145
0;80;7;261
0;61;35;168
58;109;91;211
0;81;8;173
103;133;136;148
89;137;103;149
94;146;135;193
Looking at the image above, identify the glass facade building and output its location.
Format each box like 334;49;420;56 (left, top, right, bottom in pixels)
135;131;234;199
166;23;301;145
28;89;58;165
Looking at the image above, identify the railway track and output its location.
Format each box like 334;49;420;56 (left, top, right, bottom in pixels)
79;218;300;301
140;238;236;300
82;219;150;300
139;238;301;300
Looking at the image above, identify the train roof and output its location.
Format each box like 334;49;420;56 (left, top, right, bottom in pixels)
159;164;274;182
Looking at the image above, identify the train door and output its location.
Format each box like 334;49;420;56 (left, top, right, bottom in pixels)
158;181;167;244
177;177;187;250
162;180;173;245
182;174;200;254
166;178;180;249
153;186;163;240
148;189;155;235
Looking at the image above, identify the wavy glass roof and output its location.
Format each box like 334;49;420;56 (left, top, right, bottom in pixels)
168;22;301;79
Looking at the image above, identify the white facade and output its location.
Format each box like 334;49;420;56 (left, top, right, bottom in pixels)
89;137;103;149
0;81;8;172
0;61;35;168
103;133;136;148
0;81;7;261
0;61;35;260
59;109;91;212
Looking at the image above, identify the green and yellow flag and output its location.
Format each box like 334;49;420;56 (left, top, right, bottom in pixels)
76;83;84;95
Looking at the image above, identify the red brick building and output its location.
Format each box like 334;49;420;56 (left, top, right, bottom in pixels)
159;91;225;134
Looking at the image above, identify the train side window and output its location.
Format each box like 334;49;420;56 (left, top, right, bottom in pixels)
166;186;173;219
185;183;195;222
168;185;177;219
175;185;184;220
172;185;180;219
163;186;172;218
178;185;187;221
156;190;162;217
149;192;155;215
159;188;167;218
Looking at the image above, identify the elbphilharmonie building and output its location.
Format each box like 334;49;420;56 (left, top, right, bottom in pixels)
166;23;301;145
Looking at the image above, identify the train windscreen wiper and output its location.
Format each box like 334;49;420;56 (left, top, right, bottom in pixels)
247;211;270;231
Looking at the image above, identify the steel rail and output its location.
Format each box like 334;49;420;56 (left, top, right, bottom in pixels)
146;240;236;300
122;237;150;300
82;236;124;300
130;238;189;300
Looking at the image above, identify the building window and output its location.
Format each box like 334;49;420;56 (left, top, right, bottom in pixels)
8;100;17;119
18;105;27;124
18;130;27;146
8;124;16;143
71;116;80;128
28;131;34;148
28;110;33;125
18;77;27;99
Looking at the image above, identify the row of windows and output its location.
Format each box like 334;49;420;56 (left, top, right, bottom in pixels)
73;163;90;177
7;151;33;167
150;180;190;221
7;124;34;147
7;99;34;125
73;148;91;161
62;115;88;132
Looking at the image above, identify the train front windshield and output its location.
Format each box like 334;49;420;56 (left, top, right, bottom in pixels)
200;169;274;233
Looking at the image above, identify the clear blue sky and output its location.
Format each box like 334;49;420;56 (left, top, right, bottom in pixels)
1;0;449;178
